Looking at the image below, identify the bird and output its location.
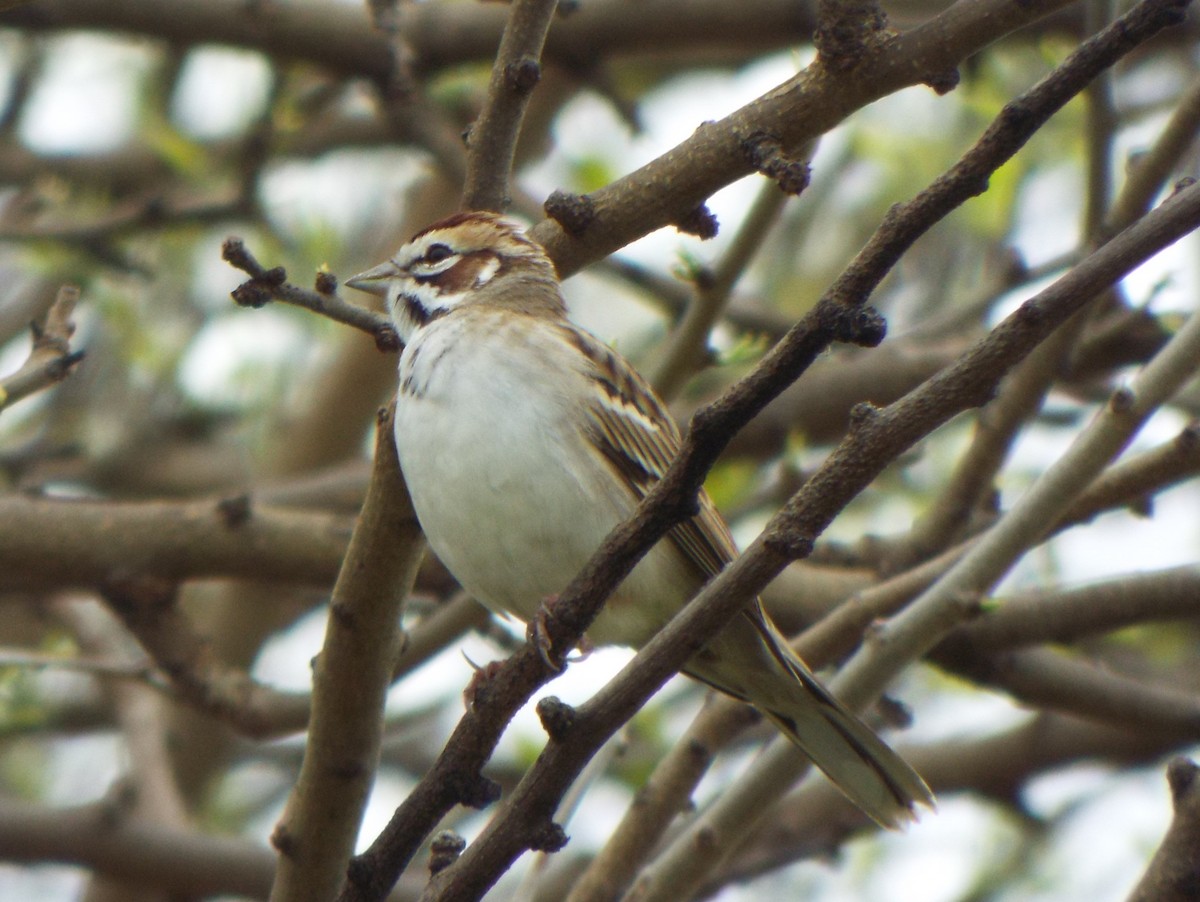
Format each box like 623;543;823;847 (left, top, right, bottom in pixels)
346;210;934;827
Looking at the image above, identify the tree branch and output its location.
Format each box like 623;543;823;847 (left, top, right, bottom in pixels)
0;284;83;414
530;0;1095;277
0;494;351;589
270;407;426;902
461;0;559;212
223;237;400;353
1126;758;1200;902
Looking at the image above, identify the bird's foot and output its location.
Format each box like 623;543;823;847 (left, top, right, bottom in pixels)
567;634;594;663
462;657;506;709
529;598;567;673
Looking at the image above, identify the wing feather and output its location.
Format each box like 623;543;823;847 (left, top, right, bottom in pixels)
558;323;736;580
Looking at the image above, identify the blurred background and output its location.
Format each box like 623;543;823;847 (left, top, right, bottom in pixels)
0;0;1198;899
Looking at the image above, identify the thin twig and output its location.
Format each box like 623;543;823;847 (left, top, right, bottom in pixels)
893;313;1082;569
944;563;1200;652
1104;73;1200;236
1061;421;1200;524
1082;0;1119;241
0;285;83;414
651;182;790;400
222;237;400;352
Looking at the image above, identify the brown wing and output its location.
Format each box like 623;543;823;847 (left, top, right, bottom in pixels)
559;322;737;581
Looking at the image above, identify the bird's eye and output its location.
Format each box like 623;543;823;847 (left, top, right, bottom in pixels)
424;243;453;264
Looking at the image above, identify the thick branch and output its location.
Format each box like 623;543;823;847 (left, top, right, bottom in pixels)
460;0;559;212
0;798;276;900
270;408;425;902
0;494;350;589
530;0;1095;276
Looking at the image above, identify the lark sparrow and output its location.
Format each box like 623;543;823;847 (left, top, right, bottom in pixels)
347;211;933;827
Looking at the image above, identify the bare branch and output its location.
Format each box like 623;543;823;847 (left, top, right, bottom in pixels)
461;0;560;212
531;0;1099;276
99;575;314;740
1126;758;1200;902
651;181;790;400
0;797;277;900
0;285;83;414
1105;73;1200;236
270;407;425;902
616;173;1200;902
0;494;351;590
223;237;400;352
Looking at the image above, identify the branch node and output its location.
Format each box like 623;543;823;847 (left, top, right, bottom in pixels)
428;831;467;875
506;57;542;93
1016;299;1045;326
847;401;880;429
826;305;887;346
762;528;815;560
373;323;402;353
330;600;356;629
536;695;577;741
216;493;252;528
56;349;87;374
1130;494;1155;518
1169;175;1197;199
1176;422;1200;450
1167;757;1198;801
814;0;893;71
876;693;916;730
230;265;287;309
345;854;372;890
231;281;271;309
529;820;569;853
99;780;138;827
101;573;177;619
315;269;338;295
270;823;299;858
675;204;719;239
544;190;596;236
455;772;502;810
741;131;812;195
221;236;260;275
923;68;961;95
1110;385;1136;412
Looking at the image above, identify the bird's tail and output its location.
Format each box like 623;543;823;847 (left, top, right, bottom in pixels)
685;606;934;829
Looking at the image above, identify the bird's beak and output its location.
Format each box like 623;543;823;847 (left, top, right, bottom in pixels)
344;261;401;296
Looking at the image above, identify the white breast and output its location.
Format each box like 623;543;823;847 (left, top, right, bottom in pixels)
393;310;691;646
